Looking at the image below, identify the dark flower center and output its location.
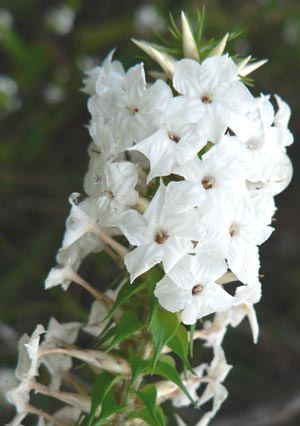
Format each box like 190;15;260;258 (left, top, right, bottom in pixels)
168;131;181;143
192;284;204;295
104;189;114;199
202;176;215;190
126;106;139;114
229;223;239;238
201;95;213;104
154;231;169;244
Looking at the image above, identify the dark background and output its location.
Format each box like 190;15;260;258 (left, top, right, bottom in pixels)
0;0;299;425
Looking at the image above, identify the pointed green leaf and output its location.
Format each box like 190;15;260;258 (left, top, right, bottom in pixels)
134;385;166;426
189;324;196;357
105;312;143;351
128;350;152;384
150;307;179;369
105;267;163;320
168;323;192;369
83;373;122;426
94;392;125;425
152;360;194;405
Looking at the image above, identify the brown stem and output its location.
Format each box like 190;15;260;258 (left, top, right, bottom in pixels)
31;381;91;413
38;346;131;376
71;271;113;310
27;404;70;426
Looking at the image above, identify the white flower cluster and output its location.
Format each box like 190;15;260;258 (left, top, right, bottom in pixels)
6;21;294;425
78;49;292;326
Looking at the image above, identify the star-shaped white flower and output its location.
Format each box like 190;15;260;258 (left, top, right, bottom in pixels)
88;63;173;149
155;253;233;324
129;95;205;181
82;50;125;96
227;203;273;284
173;55;255;141
178;135;249;209
15;325;45;382
40;318;81;390
118;180;205;282
97;161;138;225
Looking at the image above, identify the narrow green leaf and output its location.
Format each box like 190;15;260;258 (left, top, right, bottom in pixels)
105;312;144;351
105;266;163;321
152;360;194;405
129;408;157;426
167;323;192;369
95;325;116;349
84;373;122;426
150;307;179;369
189;324;196;357
128;351;152;385
94;392;124;425
135;385;165;426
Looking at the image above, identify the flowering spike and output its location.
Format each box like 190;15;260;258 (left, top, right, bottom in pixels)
131;38;175;78
181;11;200;61
6;10;294;426
208;32;229;57
239;58;268;76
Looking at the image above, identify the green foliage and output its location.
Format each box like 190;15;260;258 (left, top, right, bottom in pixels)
105;266;163;321
167;323;192;370
105;312;144;351
150;306;179;369
79;373;123;426
133;384;166;426
152;360;195;405
129;350;152;385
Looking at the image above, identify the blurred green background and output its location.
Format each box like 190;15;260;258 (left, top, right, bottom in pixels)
0;0;299;424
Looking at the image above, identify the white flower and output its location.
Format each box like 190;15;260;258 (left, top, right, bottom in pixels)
130;96;205;181
97;161;139;225
196;348;232;426
45;265;77;291
6;380;31;419
173;364;206;407
274;94;294;147
40;318;81;390
229;94;275;149
82;50;125;96
248;183;277;227
173;55;255;141
88;63;172;149
118;180;204;282
15;325;45;381
227;200;273;284
155;254;233;324
54;195;106;272
230;282;262;343
179;136;248;209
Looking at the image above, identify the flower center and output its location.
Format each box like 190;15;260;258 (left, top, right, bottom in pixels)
104;189;114;199
201;94;213;104
126;106;139;115
154;230;169;244
202;176;215;190
192;284;204;295
168;131;181;143
229;223;239;238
